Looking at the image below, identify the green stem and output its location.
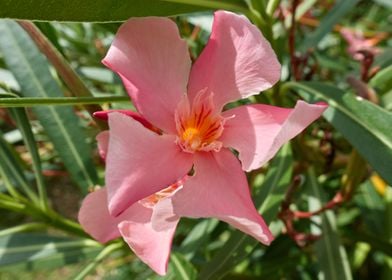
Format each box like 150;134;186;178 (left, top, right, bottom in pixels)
0;199;27;212
0;222;46;237
0;194;87;237
0;96;129;108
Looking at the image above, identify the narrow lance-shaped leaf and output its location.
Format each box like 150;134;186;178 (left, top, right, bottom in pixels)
0;130;37;201
0;233;101;270
199;144;293;279
0;0;247;22
307;168;353;280
9;107;48;209
0;20;98;193
354;180;385;235
285;81;392;186
179;219;219;259
18;21;107;130
169;252;198;280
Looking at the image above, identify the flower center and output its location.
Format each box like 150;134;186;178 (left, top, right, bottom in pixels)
182;127;202;150
175;90;224;153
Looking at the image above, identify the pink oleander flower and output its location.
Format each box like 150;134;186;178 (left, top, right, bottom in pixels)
78;11;327;275
340;28;381;60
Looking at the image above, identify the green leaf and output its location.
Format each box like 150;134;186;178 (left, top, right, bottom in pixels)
0;131;36;200
369;65;392;96
179;219;219;259
198;144;293;279
169;252;197;280
9;108;48;209
0;0;247;22
300;0;360;51
285;81;392;186
354;180;385;235
0;233;101;270
0;20;99;193
307;168;352;280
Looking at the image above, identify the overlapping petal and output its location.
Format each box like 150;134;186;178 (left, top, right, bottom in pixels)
106;112;193;216
102;17;191;133
78;187;148;243
220;101;327;171
78;187;178;275
168;148;273;245
119;199;179;276
188;11;281;110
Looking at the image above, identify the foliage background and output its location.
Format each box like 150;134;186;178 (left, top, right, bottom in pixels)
0;0;391;279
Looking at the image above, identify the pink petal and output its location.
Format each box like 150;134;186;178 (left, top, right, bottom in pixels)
119;199;179;276
106;112;193;217
188;11;281;110
79;187;177;275
78;187;151;243
96;131;109;160
170;149;273;245
102;17;191;133
220;101;328;171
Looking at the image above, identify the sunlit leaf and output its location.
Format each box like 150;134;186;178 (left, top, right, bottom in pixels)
0;233;101;270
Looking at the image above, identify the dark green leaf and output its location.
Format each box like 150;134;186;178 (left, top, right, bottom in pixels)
0;20;99;193
0;0;247;22
286;81;392;186
198;144;293;279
